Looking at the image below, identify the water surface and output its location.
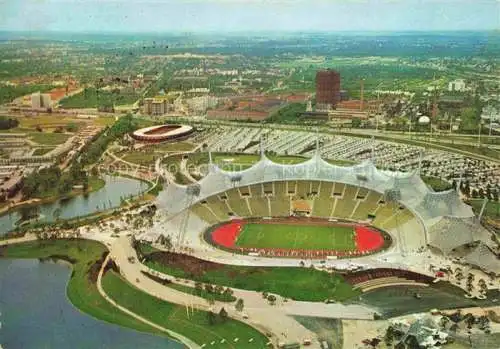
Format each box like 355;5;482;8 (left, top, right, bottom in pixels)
0;259;182;349
0;175;147;235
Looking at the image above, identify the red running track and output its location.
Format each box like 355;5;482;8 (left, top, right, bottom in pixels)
354;226;384;252
211;220;242;248
210;220;385;256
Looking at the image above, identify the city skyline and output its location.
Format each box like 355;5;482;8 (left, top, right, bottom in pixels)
0;0;499;33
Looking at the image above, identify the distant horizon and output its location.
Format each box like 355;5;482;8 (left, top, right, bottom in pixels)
1;0;498;33
1;29;498;36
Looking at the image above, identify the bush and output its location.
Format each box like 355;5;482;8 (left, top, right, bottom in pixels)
0;116;19;130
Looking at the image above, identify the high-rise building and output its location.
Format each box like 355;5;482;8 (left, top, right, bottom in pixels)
31;92;41;109
31;92;52;110
41;94;52;109
143;98;153;114
315;69;341;110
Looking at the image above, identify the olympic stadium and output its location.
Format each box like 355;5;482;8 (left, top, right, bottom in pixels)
131;124;194;143
147;145;498;277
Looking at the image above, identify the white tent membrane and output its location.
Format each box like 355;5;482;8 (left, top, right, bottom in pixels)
156;153;490;254
427;217;477;254
463;242;500;275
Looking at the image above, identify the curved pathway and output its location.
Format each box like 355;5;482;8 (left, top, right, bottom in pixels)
96;254;201;349
108;235;324;348
180;157;197;183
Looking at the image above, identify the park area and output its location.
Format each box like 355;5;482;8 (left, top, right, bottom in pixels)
208;218;387;258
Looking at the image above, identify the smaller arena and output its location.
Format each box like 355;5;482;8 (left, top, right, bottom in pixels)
206;217;390;259
131;124;194;143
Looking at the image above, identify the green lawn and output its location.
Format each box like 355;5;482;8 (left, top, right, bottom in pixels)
32;147;55;156
102;271;268;348
236;223;356;251
122;151;158;166
59;88;140;108
422;176;453;192
88;176;106;192
174;171;193;185
145;252;359;302
468;199;500;219
155;141;195;152
29;132;71;145
164;282;237;303
0;240;164;336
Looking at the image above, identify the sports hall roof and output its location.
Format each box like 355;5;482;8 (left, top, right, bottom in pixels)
157;152;491;254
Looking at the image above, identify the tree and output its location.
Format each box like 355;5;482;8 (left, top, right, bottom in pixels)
465;313;476;329
223;288;234;297
384;326;395;346
218;307;228;322
460;107;480;131
450;324;459;333
156;235;172;250
440;316;450;329
52;207;62;222
82;177;89;192
214;285;224;295
58;177;73;194
66;122;79;132
235;298;244;312
267;294;277;305
351;117;362;128
19;205;40;222
207;311;217;325
195;282;203;292
204;284;214;293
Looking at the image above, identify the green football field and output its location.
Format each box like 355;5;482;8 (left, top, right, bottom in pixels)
235;223;356;250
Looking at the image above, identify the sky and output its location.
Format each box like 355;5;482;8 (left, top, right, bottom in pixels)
0;0;498;33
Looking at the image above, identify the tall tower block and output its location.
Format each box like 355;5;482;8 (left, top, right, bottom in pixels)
315;69;341;111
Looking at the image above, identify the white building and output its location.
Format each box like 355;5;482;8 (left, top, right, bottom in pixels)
31;92;41;109
448;79;467;92
31;92;52;110
481;105;500;122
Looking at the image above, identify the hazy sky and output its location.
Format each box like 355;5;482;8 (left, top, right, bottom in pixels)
0;0;498;33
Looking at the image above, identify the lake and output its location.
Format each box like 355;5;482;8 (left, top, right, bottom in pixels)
0;175;147;235
0;259;183;349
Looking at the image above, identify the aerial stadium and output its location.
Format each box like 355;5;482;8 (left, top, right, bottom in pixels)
131;124;194;143
149;145;498;277
117;128;500;348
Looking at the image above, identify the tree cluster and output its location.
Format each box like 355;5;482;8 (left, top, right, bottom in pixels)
21;163;89;199
266;103;306;124
80;114;136;165
207;307;228;326
0;116;19;130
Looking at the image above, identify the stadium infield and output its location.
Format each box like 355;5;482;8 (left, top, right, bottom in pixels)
208;218;388;258
236;222;356;251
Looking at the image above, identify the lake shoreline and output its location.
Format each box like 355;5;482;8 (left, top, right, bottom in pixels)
0;240;181;348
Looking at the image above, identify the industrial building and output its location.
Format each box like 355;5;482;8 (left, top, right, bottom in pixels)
315;69;341;111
